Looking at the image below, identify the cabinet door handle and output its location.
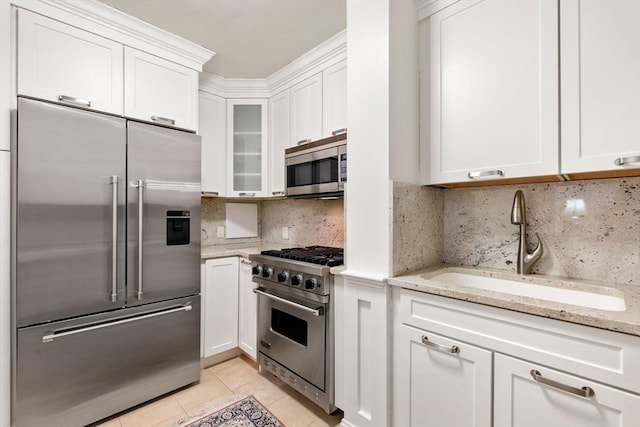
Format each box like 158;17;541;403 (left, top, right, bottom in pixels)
467;169;505;179
332;128;347;136
530;370;595;398
271;191;285;196
614;155;640;166
151;116;176;126
201;191;219;196
238;192;255;197
297;138;312;146
58;95;91;107
421;335;460;354
240;259;252;265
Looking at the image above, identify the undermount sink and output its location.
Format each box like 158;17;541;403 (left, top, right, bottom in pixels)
429;272;627;312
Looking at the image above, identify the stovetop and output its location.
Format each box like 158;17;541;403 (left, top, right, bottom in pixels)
259;246;344;267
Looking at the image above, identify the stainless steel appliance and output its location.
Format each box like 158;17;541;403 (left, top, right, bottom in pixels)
12;98;201;427
250;246;344;414
285;132;346;198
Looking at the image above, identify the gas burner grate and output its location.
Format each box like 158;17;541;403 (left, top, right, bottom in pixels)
260;246;344;267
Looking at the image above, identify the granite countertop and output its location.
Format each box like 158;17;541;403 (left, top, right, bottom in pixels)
387;265;640;337
201;243;280;260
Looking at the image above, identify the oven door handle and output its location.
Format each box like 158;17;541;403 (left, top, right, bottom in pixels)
253;288;324;317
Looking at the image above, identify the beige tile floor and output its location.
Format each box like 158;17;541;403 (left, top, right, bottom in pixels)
93;355;343;427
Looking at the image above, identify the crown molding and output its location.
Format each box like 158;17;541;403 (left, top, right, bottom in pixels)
199;30;347;99
416;0;459;20
10;0;215;71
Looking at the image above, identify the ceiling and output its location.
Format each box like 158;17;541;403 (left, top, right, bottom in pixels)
98;0;346;78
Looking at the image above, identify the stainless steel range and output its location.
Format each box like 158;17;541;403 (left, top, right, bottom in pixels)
249;246;343;414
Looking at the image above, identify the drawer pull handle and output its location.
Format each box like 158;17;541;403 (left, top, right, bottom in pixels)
238;192;255;197
530;370;595;398
614;155;640;166
240;259;252;265
201;191;219;196
151;116;176;126
468;169;505;179
58;95;91;107
332;128;347;136
421;335;459;354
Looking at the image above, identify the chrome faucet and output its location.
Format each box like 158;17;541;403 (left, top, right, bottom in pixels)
511;190;543;274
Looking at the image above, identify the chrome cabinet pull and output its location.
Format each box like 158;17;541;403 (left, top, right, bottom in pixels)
468;169;505;179
42;304;192;343
238;192;255;197
151;116;176;126
271;191;285;196
133;180;145;300
421;335;460;354
297;138;312;146
110;176;119;302
240;259;252;265
614;155;640;166
530;370;595;398
58;95;91;107
331;128;347;136
201;191;219;196
253;288;323;316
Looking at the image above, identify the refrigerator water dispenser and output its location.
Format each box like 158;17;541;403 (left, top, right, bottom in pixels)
166;211;190;245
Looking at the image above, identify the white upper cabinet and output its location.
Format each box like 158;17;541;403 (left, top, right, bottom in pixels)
17;9;123;115
322;60;347;137
561;0;640;174
291;72;323;145
226;99;268;197
429;0;559;184
124;47;199;131
268;90;291;197
199;92;226;196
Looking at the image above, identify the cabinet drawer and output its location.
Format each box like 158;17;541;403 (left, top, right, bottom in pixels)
124;47;198;131
18;9;123;115
495;353;640;427
398;288;640;393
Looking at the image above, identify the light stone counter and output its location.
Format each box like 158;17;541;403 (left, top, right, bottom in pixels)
201;243;281;260
388;265;640;337
330;265;346;275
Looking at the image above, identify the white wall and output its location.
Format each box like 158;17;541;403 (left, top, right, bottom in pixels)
345;0;391;280
0;0;11;425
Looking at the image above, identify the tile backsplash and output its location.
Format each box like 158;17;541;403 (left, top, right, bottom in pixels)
201;197;344;248
442;177;639;285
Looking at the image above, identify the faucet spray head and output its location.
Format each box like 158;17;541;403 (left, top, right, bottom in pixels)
511;190;525;225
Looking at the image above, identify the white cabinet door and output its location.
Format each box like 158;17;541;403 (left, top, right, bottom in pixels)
17;9;123;115
237;258;257;360
199;92;227;197
226;99;268;197
268;89;291;197
203;257;239;357
124;47;198;131
393;324;492;427
429;0;559;184
561;0;640;174
322;60;347;137
495;353;640;427
291;73;323;145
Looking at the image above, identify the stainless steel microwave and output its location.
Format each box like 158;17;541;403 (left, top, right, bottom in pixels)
285;133;347;198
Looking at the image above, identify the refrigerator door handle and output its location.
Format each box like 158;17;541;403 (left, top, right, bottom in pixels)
42;304;193;343
110;176;119;302
133;179;145;300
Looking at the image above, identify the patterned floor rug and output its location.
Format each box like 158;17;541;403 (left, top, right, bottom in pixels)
177;395;283;427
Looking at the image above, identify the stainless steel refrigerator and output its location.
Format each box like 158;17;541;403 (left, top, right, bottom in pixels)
13;98;201;427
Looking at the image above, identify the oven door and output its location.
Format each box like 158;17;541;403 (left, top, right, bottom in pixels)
255;285;328;390
286;146;340;197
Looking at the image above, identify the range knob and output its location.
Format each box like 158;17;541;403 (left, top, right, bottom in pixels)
305;278;319;290
262;267;273;278
252;265;263;276
277;271;289;283
291;274;303;287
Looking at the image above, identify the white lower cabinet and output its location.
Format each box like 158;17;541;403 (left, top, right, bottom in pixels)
495;353;640;427
202;257;239;357
393;288;640;426
393;324;492;427
237;258;257;360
